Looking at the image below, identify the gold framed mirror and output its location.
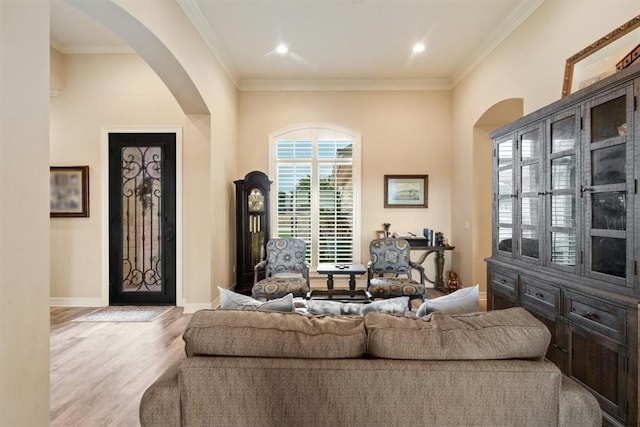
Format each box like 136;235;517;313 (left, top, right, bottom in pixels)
562;14;640;97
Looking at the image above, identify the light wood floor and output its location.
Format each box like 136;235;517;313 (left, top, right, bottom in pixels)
50;306;191;427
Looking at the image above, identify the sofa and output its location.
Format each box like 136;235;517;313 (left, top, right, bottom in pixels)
139;307;601;427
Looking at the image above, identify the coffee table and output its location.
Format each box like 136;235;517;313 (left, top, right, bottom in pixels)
307;263;371;302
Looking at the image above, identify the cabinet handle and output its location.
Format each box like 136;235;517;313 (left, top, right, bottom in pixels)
535;292;545;300
553;343;568;353
583;311;599;320
580;185;594;193
500;279;507;284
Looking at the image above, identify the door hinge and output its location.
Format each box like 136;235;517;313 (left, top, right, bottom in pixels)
635;179;637;194
580;251;584;265
493;147;496;158
635;96;638;111
580;117;584;130
634;260;637;276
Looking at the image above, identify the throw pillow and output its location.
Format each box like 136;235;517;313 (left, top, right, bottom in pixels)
306;296;409;316
416;285;479;317
361;296;409;315
306;300;363;315
218;287;295;312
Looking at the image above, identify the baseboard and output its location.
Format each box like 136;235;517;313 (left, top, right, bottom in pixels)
50;297;103;307
182;301;214;314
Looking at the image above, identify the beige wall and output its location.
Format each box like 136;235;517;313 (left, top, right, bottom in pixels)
1;2;51;425
238;90;455;279
451;0;640;290
50;53;186;304
50;0;239;310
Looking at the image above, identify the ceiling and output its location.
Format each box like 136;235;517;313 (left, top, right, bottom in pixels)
50;0;543;90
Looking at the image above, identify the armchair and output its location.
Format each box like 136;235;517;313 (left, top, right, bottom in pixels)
251;237;310;300
367;237;426;303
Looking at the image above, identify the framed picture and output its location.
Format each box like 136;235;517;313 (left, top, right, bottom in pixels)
50;166;89;218
562;14;640;97
384;174;428;208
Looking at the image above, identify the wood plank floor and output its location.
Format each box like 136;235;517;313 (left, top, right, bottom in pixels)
50;306;192;427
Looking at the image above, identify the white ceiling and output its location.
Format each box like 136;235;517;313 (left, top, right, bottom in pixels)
50;0;543;90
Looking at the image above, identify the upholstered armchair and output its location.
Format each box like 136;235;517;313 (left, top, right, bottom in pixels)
251;237;311;300
367;237;426;302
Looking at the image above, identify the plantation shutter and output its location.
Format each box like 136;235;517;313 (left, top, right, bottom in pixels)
273;129;357;267
276;140;312;259
317;139;354;264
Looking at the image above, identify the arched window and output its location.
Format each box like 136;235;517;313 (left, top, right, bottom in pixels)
269;124;361;268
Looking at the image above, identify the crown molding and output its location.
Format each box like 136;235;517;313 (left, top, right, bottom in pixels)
178;0;240;88
451;0;544;87
239;78;452;92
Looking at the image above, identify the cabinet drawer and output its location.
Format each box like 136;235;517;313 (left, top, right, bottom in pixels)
490;269;517;296
564;291;626;341
520;277;560;313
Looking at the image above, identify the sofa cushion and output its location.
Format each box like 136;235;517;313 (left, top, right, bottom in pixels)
306;296;409;316
365;307;550;360
415;285;479;316
218;286;295;312
184;309;366;358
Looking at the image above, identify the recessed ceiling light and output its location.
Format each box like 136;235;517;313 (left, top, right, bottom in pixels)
276;44;288;54
412;43;425;53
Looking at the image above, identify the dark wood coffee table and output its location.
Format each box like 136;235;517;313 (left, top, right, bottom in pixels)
307;263;371;302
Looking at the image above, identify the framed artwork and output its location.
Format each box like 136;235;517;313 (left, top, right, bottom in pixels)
562;14;640;97
50;166;89;218
384;174;428;208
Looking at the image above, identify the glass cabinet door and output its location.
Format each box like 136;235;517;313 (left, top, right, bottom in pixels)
495;135;515;255
583;86;633;287
547;111;579;271
518;125;543;260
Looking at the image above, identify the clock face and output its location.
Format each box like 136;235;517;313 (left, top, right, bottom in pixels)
248;188;264;212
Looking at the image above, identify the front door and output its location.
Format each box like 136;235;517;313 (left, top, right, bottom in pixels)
108;132;176;305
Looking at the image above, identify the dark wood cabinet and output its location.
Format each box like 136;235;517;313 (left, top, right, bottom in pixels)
234;171;271;295
487;63;640;426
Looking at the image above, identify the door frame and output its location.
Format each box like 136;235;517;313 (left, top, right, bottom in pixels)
101;127;183;307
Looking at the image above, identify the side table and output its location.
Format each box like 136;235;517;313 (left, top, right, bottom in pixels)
308;263;371;302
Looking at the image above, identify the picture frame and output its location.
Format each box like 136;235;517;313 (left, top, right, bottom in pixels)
562;14;640;97
384;174;428;208
50;166;89;218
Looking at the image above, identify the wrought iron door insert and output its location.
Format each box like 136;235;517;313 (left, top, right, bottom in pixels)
109;133;176;305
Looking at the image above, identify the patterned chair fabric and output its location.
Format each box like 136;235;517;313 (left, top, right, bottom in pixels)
251;238;310;300
367;238;426;301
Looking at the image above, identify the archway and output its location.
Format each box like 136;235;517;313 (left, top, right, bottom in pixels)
472;99;523;294
66;0;208;115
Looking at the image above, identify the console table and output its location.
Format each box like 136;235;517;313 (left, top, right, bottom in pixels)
403;238;455;292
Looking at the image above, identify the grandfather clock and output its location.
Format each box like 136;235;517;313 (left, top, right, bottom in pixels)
234;171;271;294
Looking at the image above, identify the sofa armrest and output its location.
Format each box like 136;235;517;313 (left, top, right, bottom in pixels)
559;375;601;427
140;362;182;427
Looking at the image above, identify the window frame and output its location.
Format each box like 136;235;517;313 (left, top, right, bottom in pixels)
269;123;362;270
